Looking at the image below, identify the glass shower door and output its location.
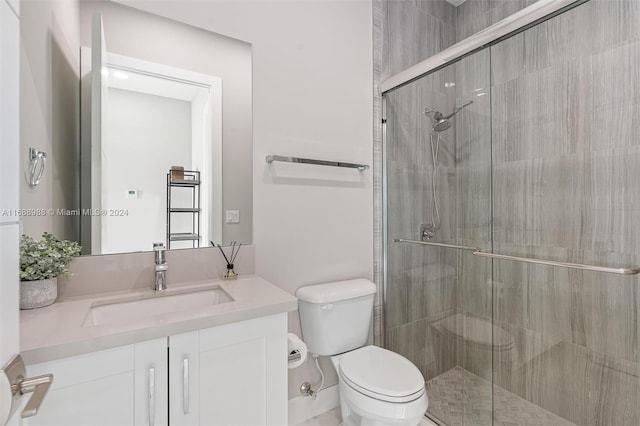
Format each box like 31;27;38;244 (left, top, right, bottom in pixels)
384;46;493;426
385;1;640;425
488;0;640;424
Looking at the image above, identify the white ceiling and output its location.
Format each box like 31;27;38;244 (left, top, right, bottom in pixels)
445;0;467;6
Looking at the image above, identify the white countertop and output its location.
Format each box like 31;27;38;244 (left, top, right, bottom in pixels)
21;275;298;364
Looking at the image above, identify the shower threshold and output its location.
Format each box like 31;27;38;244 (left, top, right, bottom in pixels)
425;367;576;426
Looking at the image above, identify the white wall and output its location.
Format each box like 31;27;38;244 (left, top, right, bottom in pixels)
102;88;192;253
20;0;81;241
113;0;374;401
0;0;20;368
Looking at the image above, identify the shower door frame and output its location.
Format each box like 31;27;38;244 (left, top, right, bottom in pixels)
380;0;589;96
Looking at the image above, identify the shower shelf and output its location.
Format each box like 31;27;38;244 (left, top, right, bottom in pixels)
393;238;640;275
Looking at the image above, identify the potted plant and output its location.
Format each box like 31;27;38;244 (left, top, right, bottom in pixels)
19;232;81;309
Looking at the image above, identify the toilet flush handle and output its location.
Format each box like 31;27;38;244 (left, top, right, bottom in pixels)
320;304;334;311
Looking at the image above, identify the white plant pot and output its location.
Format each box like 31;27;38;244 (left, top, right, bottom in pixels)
20;278;58;310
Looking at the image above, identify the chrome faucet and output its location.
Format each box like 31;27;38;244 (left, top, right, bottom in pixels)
153;242;167;291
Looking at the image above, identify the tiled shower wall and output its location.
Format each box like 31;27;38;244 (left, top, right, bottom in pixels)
455;0;541;41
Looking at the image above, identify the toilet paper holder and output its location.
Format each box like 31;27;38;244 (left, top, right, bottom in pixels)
287;333;307;369
288;352;302;363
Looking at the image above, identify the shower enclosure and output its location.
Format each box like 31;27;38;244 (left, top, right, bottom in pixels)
383;1;640;425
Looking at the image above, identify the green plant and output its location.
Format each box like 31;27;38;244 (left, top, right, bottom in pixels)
19;233;82;281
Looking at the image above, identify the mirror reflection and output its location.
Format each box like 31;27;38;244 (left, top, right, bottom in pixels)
81;50;223;254
20;0;253;255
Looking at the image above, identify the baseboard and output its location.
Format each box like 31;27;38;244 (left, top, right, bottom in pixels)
288;384;340;425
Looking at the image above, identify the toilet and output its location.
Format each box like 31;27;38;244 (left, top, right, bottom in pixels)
296;279;428;426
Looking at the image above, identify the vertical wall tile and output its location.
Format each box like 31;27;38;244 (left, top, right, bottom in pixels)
373;0;385;346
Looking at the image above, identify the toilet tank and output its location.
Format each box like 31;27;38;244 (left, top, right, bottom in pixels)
296;279;377;356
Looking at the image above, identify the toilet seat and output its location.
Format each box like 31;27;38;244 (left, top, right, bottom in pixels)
339;346;425;403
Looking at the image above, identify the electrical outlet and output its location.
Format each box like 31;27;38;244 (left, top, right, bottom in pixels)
226;210;240;224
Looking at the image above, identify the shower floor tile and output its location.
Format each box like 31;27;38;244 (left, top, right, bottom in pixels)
425;367;576;426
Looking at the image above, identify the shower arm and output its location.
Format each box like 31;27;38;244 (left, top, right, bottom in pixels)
445;101;474;119
424;101;473;122
445;107;463;119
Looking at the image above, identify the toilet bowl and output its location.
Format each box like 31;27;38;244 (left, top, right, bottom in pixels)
331;346;428;426
296;279;429;426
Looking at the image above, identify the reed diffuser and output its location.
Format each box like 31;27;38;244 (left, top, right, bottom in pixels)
211;241;242;280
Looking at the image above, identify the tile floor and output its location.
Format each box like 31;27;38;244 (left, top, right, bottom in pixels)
425;367;576;426
297;366;574;426
296;407;437;426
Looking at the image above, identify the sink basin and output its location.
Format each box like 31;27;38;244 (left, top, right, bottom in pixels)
82;286;234;327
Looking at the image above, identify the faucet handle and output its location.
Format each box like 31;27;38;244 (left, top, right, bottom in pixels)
153;242;165;251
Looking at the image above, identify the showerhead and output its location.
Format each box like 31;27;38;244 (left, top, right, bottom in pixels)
424;101;473;132
432;113;452;132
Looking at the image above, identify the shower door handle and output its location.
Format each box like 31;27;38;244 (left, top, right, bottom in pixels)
394;238;640;275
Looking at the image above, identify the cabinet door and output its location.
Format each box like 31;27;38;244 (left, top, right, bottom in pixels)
135;338;168;426
168;332;199;426
197;314;287;426
23;346;135;426
169;314;287;426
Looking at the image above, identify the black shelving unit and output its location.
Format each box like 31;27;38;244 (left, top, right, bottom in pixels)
166;170;201;249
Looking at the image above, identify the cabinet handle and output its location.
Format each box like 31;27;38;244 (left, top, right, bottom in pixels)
148;367;155;426
182;358;189;415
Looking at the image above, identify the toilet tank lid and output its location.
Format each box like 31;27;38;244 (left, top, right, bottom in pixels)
296;279;376;304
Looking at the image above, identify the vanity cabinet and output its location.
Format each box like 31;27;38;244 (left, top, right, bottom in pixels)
22;314;287;426
169;313;287;426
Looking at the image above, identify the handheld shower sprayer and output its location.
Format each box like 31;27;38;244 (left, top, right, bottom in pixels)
421;99;473;240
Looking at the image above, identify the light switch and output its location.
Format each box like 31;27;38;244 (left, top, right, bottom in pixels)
226;210;240;224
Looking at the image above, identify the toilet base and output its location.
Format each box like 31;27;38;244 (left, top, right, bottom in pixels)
338;379;428;426
330;348;428;426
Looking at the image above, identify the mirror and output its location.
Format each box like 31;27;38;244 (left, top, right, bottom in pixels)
19;0;252;255
81;44;224;254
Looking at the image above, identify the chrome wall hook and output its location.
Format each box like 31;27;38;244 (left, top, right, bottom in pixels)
28;147;47;187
